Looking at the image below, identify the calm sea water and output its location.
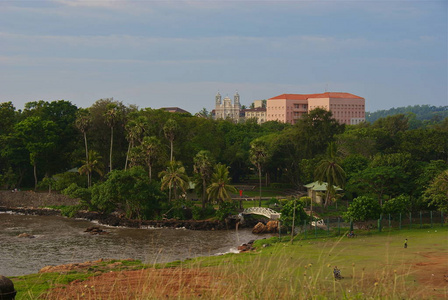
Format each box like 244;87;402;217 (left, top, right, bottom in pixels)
0;212;273;276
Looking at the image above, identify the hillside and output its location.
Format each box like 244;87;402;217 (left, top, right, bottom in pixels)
366;105;448;123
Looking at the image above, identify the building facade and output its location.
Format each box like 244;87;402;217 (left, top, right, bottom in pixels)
214;92;241;122
266;92;365;125
243;107;267;124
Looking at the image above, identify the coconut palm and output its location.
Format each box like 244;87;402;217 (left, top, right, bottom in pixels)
194;150;214;209
249;139;269;207
124;117;146;170
141;136;161;181
314;142;346;208
207;163;237;207
159;161;189;201
75;108;91;173
104;103;122;172
163;119;178;162
78;150;104;187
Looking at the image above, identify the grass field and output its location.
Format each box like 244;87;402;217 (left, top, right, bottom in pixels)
11;227;448;299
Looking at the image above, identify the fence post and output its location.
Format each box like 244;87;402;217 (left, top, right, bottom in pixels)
388;213;391;229
315;220;318;238
420;211;422;229
350;218;353;232
338;217;340;235
430;211;433;228
278;220;281;239
378;214;382;232
442;211;444;227
304;220;307;239
409;212;412;229
399;213;402;230
327;218;330;236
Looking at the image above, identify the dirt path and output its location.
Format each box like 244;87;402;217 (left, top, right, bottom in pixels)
412;252;448;299
45;267;219;299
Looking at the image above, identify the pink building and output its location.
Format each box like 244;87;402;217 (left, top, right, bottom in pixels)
266;92;365;125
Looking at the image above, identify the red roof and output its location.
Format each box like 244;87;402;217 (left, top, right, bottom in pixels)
269;92;364;100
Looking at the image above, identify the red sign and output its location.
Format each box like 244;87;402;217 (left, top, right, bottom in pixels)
239;190;243;197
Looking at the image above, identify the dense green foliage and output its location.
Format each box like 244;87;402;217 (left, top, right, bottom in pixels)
366;104;448;124
343;196;382;222
280;199;309;227
0;99;447;221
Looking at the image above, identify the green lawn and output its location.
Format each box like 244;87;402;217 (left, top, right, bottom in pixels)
11;227;448;299
177;227;448;299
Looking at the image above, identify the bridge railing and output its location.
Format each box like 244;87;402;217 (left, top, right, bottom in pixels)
242;207;281;219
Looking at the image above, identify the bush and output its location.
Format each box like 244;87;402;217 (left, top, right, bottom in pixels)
191;205;216;220
38;172;86;192
280;199;308;228
60;205;84;218
382;195;410;215
344;196;381;222
215;200;238;221
62;183;91;204
299;196;311;206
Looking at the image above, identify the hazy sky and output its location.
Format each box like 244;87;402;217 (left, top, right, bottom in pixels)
1;0;447;114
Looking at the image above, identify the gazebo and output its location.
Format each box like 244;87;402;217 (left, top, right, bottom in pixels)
304;181;343;205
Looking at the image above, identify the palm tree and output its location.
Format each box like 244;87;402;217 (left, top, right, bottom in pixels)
104;103;121;173
314;142;346;208
207;163;237;207
159;161;189;201
75;109;91;182
124;117;146;170
194;150;214;209
163;119;178;162
78;150;104;187
141;136;161;181
249;139;269;207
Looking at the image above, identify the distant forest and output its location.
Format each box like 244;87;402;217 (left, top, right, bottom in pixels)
367;105;448;124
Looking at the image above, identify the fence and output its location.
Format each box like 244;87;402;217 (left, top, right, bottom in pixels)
290;211;445;239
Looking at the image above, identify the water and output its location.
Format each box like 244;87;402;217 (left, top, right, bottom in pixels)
0;212;273;276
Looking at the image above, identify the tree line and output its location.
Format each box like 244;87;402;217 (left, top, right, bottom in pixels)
0;98;447;221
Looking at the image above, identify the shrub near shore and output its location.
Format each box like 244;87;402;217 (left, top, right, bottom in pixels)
11;228;448;299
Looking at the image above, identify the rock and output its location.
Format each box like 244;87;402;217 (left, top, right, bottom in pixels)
0;275;16;300
18;233;35;238
238;240;255;252
265;221;279;233
84;227;108;235
252;222;266;234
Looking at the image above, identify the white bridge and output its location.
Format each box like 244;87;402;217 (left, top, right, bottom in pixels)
241;207;281;220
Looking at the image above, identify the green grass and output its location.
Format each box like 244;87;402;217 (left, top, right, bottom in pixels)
11;260;147;300
170;227;448;299
12;272;93;299
11;227;448;299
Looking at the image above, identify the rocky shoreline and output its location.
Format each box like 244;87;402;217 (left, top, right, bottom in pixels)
0;206;244;230
0;190;266;231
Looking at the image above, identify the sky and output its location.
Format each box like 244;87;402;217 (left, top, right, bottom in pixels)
0;0;447;114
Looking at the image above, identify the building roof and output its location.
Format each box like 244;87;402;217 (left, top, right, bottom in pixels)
304;181;343;191
161;107;190;114
269;92;364;100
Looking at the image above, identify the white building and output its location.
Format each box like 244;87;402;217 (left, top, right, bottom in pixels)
214;92;241;122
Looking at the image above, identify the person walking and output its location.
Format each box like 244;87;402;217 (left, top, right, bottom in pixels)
404;239;408;248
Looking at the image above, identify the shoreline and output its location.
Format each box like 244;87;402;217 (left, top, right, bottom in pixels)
0;206;243;230
0;190;266;231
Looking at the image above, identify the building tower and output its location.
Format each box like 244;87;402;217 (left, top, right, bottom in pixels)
234;91;240;107
215;92;222;106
